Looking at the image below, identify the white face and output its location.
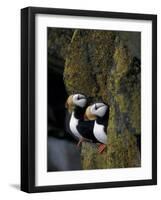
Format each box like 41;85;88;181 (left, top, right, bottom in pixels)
72;94;87;108
90;103;108;117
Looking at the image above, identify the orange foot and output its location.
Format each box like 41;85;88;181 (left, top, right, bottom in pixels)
98;144;106;153
77;137;85;148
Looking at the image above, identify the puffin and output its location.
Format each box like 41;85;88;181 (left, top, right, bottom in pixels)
85;102;109;153
65;94;94;146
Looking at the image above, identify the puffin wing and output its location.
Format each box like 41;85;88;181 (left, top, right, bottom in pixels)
77;120;96;142
64;110;79;141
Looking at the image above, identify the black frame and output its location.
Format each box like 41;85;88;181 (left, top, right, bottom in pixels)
21;6;157;193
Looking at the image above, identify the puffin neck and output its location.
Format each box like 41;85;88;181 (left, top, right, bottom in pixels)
96;110;109;125
74;106;86;120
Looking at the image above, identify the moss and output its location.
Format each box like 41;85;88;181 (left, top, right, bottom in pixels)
107;105;116;133
114;44;130;77
64;29;141;169
81;142;107;169
64;30;97;96
106;130;140;168
115;94;127;113
64;29;116;98
129;89;141;134
48;28;74;60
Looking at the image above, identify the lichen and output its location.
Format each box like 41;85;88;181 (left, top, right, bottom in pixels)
106;130;140;168
81;142;107;169
64;29;141;169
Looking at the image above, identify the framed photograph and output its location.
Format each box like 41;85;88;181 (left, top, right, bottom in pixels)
21;7;157;193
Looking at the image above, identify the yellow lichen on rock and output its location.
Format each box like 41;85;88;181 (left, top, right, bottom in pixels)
64;29;141;169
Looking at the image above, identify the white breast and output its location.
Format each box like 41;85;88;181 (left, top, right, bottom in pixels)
69;112;82;139
93;121;107;144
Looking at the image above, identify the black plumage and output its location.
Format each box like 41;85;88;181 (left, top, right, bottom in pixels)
65;105;96;142
77;120;97;142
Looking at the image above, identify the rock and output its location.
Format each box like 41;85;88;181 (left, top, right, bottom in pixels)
81;142;107;169
64;29;141;169
48;28;74;74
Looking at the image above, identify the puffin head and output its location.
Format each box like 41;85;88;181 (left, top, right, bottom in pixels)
65;94;87;112
85;102;108;120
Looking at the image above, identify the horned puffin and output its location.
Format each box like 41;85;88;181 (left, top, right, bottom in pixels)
65;94;94;146
85;102;109;153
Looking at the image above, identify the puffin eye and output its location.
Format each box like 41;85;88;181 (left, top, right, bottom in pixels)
95;104;97;110
77;95;80;100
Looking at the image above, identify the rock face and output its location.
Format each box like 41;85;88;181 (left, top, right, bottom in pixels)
48;28;74;74
64;29;141;169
